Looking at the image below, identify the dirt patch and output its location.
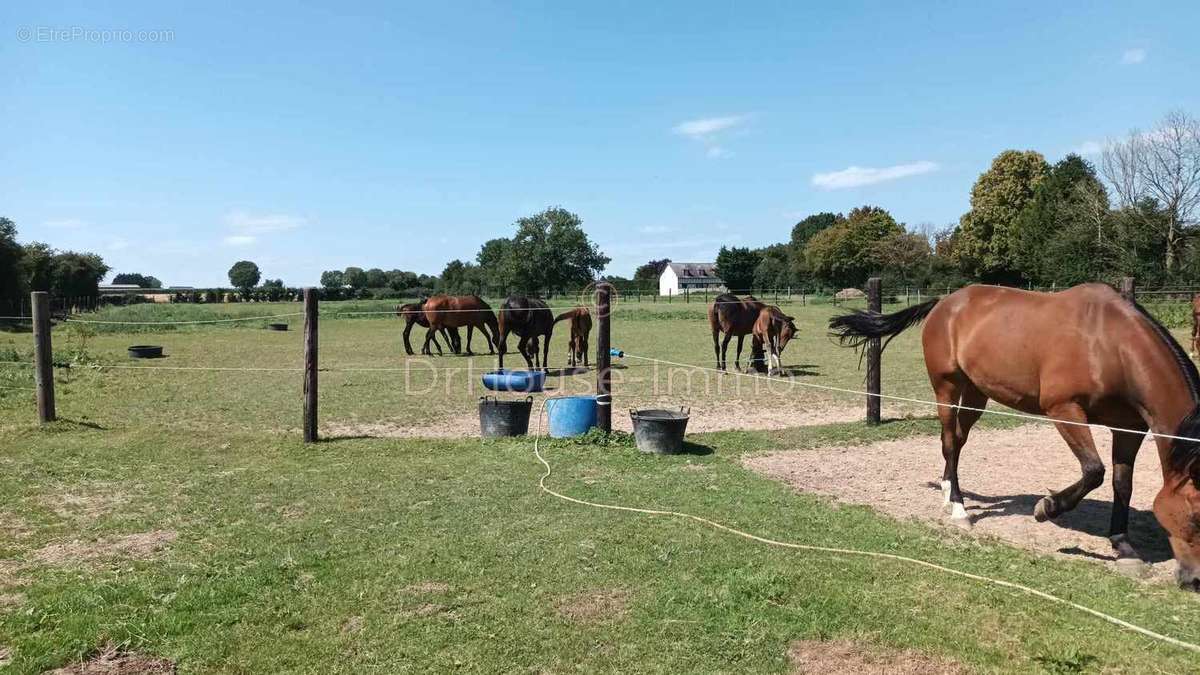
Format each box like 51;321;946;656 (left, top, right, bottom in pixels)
0;560;26;589
788;639;964;674
744;425;1178;581
324;399;916;439
0;592;24;609
43;488;127;521
403;581;450;594
554;588;631;624
341;615;364;634
46;643;174;674
33;530;177;565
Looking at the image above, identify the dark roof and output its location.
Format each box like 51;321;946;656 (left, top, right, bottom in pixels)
666;262;722;281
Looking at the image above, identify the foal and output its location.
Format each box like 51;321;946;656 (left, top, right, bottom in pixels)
752;305;796;375
555;307;592;367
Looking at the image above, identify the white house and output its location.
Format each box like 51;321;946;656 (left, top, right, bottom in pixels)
658;262;724;296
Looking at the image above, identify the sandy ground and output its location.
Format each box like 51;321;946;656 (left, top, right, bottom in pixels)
324;399;917;439
743;424;1180;583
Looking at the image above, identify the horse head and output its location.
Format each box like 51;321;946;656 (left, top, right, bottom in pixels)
1159;410;1200;591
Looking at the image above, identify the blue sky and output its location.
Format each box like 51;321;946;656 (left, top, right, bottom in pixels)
3;2;1199;287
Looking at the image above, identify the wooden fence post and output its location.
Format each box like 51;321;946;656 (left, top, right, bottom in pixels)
303;288;319;443
596;282;613;433
866;278;882;426
1119;277;1136;302
32;291;55;423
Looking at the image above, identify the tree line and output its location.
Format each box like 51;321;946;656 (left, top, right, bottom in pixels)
0;217;110;312
644;110;1200;294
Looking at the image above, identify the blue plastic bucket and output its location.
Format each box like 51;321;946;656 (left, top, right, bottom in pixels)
544;395;598;438
481;369;546;393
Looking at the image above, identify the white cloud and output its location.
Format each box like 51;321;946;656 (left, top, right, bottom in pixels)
223;235;256;246
1120;48;1146;65
811;161;939;190
1074;140;1104;156
43;218;88;229
224;210;306;234
672;115;748;139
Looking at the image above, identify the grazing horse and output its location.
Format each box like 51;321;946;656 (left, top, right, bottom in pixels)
423;295;499;356
555;307;592;367
830;283;1200;589
1191;294;1200;358
497;296;555;370
753;305;796;375
397;302;456;356
709;293;766;371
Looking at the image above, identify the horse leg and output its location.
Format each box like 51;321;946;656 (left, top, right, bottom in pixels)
403;321;415;356
1035;402;1105;522
734;334;745;371
465;325;475;356
582;334;589;368
517;336;533;369
542;330;551;372
934;378;985;527
425;328;441;356
719;333;732;371
712;328;722;370
1109;428;1146;561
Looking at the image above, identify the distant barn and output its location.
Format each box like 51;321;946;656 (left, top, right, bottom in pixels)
658;262;725;296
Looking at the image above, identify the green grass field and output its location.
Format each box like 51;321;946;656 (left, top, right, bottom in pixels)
2;300;1199;672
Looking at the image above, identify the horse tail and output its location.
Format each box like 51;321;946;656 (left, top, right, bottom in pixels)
554;309;578;324
828;298;940;353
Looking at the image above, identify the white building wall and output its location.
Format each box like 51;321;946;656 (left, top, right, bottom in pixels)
658;266;678;296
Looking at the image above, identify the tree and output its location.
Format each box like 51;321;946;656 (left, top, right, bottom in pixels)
262;278;285;289
112;272;163;288
869;231;932;285
955;150;1049;281
320;270;345;289
714;246;762;291
20;242;55;292
506;207;610;293
753;244;791;290
440;259;483;294
1012;154;1110;285
386;269;418;291
1101;110;1200;273
804;206;905;287
228;260;261;294
476;237;516;292
634;258;671;282
0;218;23;312
342;266;367;290
788;212;842;283
364;268;388;288
51;251;109;298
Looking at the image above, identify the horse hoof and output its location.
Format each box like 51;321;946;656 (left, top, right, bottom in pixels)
1034;496;1056;522
949;513;972;529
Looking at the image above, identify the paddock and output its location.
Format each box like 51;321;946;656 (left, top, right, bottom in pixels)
2;292;1200;672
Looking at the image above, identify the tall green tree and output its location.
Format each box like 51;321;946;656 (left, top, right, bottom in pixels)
0;218;23;311
714;246;762;291
342;267;367;290
320;270;344;289
634;258;671;282
789;212;843;283
227;260;261;294
51;251;109;298
753;244;791;289
804;206;905;287
476;237;516;292
364;268;388;288
1012;154;1110;286
955;150;1049;281
506;207;610;293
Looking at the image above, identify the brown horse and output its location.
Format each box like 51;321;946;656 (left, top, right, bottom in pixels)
830;283;1200;589
555;307;592;367
753;305;796;375
497;296;555;370
423;295;499;356
709;293;766;371
397;302;456;356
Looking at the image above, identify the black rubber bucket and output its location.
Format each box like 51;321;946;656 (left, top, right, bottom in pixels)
479;396;534;437
630;407;690;454
128;345;164;359
267;323;289;331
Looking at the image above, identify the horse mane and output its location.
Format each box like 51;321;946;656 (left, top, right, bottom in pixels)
1129;301;1200;476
